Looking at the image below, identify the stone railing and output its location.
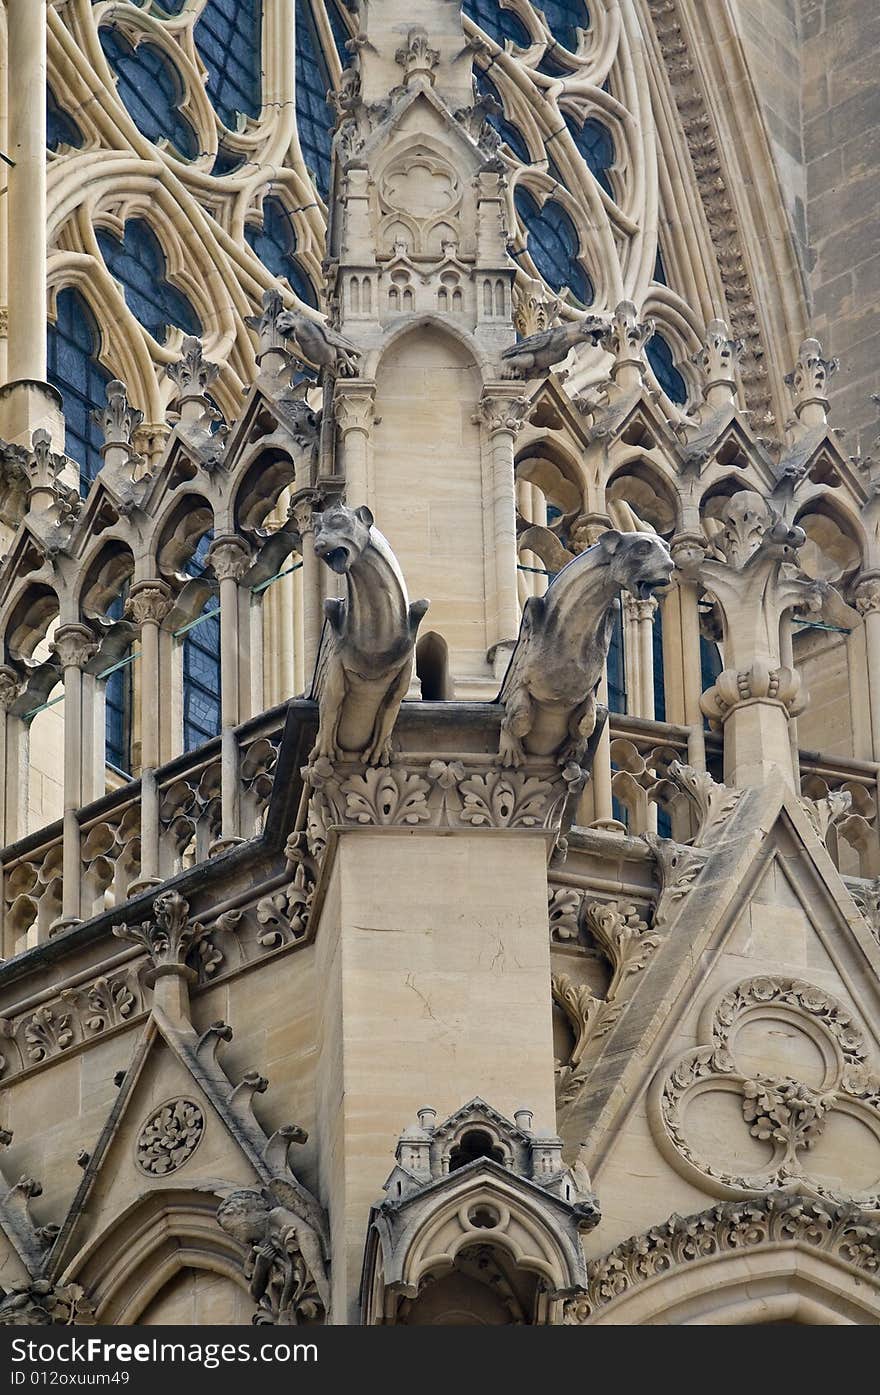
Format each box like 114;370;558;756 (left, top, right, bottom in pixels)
0;705;285;957
798;749;880;879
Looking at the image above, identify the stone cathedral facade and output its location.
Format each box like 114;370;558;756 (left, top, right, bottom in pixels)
0;0;877;1327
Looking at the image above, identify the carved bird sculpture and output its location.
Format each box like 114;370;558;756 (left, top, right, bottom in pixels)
275;309;363;377
501;317;606;379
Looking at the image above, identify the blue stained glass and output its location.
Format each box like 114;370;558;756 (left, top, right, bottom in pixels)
652;604;666;722
607;599;626;715
475;68;530;163
653;247;667;285
195;0;262;130
514;186;593;305
245;196;318;307
47;88;83;152
100;26;198;159
538;1;590;51
462;0;531;47
96;218;202;345
563;112;614;198
295;0;333;199
646;331;688;406
326;0;353;65
183;534;221;752
212;144;247;175
151;1;189;17
47;288;113;495
104;591;130;774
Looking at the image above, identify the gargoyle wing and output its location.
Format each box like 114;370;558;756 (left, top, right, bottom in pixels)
501;327;559;359
320;324;362;355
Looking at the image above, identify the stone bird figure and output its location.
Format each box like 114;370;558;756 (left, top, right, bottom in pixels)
501;317;606;379
276;308;363;377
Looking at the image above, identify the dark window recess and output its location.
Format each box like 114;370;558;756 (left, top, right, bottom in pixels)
514;186;593;306
295;0;333;199
96;218;202;345
652;604;666;722
607;598;626;715
245;196;318;307
461;0;531;47
700;634;723;733
212;144;247;176
194;0;262;130
448;1130;505;1171
47;87;83;152
47;288;113;495
563;112;614;198
183;533;221;752
326;0;353;65
539;0;590;50
99;26;198;159
653;246;668;285
104;591;131;775
646;331;688;406
475;67;530;162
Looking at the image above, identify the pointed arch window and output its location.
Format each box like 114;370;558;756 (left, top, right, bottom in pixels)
245;197;318;307
99;26;198;159
47;288;113;495
195;0;262;130
182;534;221;752
646;332;688;406
295;0;333;199
104;591;131;775
462;0;531;48
47;88;83;152
96;219;202;345
514;187;593;306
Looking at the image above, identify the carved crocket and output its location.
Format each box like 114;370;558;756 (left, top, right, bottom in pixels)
497;531;674;767
309;504;428;766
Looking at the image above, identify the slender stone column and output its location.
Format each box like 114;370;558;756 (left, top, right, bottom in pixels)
671;536;708;771
624;595;657;718
206;536;252;844
480;387;527;675
126;581;172;893
0;666;25;851
333;380;375;508
291;493;323;683
50;624;99;931
6;0;46;382
855;578;880;761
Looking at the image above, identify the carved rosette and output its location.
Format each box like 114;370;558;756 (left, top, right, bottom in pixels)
650;976;880;1204
135;1098;206;1176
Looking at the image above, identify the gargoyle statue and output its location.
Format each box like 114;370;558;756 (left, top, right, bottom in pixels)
275;309;363;378
217;1185;330;1325
309;504;428;765
500;318;605;379
498;531;674;767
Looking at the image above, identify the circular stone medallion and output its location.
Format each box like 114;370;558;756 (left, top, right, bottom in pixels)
135;1098;205;1176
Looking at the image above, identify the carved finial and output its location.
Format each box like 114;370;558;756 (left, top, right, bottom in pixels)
601;301;655;364
395;26;439;86
244;288;290;364
715;490;774;568
692;318;742;406
112;890;208;972
93;379;144;452
785;337;838;427
166;336;220;398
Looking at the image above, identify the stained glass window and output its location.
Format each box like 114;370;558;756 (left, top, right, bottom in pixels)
462;0;531;47
183;534;222;752
475;67;530;162
563;112;614;198
295;0;333;199
607;598;626;715
326;0;353;65
47;88;83;152
646;331;688;406
539;1;590;50
47;289;113;494
195;0;262;130
245;197;318;307
104;591;130;774
96;219;202;344
652;605;666;722
515;186;593;305
99;26;198;159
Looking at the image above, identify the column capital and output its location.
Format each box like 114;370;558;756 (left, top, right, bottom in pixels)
0;665;25;713
332;378;376;435
50;623;99;671
854;575;880;616
206;534;252;583
126;579;173;628
623;593;658;624
478;386;528;436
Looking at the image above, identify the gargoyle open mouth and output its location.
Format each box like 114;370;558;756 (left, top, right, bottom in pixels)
637;573;671;598
318;545;351;573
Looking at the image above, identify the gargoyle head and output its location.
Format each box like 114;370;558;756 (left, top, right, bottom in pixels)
313;503;374;574
596;530;675;600
216;1189;270;1246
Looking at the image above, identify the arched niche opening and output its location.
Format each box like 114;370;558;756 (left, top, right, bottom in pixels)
607;460;678;537
371;324;485;677
396;1244;539;1326
79;543;136;780
416;631;451;700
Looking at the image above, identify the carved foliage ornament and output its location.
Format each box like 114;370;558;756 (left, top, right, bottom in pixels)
651;977;880;1205
135;1098;205;1176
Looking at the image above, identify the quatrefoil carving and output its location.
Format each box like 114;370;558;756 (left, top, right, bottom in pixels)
649;976;880;1207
